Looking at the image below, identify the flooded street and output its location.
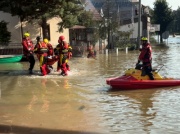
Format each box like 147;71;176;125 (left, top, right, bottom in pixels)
1;36;180;134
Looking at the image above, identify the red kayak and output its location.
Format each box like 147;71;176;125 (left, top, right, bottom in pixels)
106;68;180;90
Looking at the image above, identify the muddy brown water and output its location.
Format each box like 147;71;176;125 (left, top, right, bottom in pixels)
1;36;180;134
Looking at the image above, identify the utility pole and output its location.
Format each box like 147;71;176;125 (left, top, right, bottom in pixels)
107;0;111;49
137;0;141;49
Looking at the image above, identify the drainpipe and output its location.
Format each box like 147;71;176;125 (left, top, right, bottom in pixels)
20;17;24;41
137;0;141;49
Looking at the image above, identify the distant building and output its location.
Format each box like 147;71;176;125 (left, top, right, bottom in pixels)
90;0;141;38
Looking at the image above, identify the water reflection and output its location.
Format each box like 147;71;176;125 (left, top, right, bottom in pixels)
94;86;180;133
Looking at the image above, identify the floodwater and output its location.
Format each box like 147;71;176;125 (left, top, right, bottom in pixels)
1;35;180;134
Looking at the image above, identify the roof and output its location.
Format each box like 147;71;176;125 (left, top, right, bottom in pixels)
84;0;102;21
69;25;86;29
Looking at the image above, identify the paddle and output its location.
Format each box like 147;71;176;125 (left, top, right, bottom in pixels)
156;65;164;73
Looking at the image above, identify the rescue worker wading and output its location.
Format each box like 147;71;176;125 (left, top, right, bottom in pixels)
67;44;72;71
137;37;154;80
34;38;49;76
22;32;35;74
55;36;70;76
34;36;42;60
87;45;96;58
44;38;58;72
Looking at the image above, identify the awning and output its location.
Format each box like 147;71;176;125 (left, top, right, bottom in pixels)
69;25;86;29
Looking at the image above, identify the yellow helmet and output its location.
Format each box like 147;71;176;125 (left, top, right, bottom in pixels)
43;38;49;43
24;32;30;37
141;37;148;41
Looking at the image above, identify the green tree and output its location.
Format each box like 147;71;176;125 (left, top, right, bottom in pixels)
0;0;92;38
0;21;11;45
152;0;174;43
78;10;94;27
99;0;120;49
175;7;180;34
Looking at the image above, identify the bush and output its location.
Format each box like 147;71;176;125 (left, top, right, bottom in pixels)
0;21;11;45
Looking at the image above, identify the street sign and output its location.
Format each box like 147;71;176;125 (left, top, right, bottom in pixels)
151;24;160;31
149;27;155;32
162;31;169;39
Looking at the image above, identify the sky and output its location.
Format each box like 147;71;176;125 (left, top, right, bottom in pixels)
141;0;180;10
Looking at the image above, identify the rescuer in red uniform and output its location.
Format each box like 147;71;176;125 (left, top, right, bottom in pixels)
87;45;96;58
34;38;49;76
44;38;58;72
22;32;35;74
137;37;154;80
54;36;69;76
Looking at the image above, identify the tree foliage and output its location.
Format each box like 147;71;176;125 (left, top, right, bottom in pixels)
167;7;180;34
152;0;174;42
101;0;119;33
95;0;120;48
77;11;94;27
175;7;180;34
0;21;11;45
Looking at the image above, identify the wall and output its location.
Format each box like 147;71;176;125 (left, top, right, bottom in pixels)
47;17;69;47
118;22;142;39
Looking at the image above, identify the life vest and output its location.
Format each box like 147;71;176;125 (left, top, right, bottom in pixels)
47;43;54;56
38;42;48;53
22;38;34;53
139;43;152;63
27;40;33;50
56;41;69;55
61;48;68;54
144;45;152;62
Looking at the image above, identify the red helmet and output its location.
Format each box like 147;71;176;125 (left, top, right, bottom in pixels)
59;36;65;41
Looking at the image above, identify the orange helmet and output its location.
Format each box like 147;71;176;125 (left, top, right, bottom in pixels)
59;36;65;41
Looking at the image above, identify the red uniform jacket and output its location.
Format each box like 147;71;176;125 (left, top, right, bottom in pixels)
35;42;48;55
47;43;54;56
22;38;34;55
138;43;152;63
56;41;69;54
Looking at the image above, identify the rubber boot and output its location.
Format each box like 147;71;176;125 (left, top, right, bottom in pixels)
60;63;68;76
148;73;154;80
40;64;47;76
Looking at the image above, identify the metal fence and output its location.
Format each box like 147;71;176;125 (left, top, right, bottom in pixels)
0;43;23;55
113;38;137;50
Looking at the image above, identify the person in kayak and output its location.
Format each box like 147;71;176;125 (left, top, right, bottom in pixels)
137;37;154;80
22;32;35;74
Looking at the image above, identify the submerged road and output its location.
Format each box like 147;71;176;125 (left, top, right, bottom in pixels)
1;35;180;133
